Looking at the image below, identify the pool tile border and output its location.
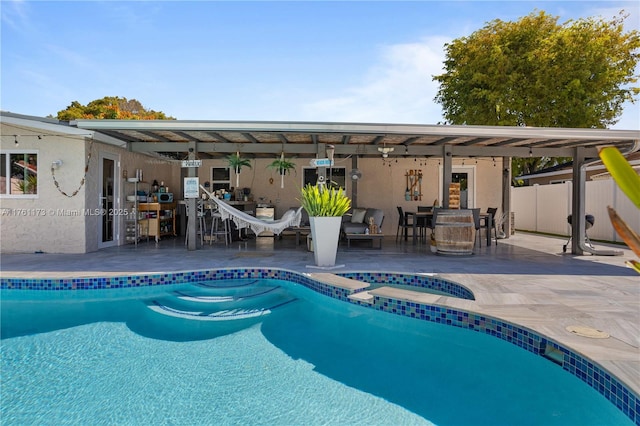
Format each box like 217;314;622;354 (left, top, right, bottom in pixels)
1;268;637;425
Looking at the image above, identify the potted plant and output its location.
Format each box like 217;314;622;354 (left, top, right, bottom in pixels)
300;184;351;267
268;153;296;188
227;152;252;188
299;183;351;267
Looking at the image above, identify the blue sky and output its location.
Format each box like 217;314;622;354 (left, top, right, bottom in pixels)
2;1;639;129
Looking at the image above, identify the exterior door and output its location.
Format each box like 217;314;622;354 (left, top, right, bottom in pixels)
98;152;119;248
439;165;476;208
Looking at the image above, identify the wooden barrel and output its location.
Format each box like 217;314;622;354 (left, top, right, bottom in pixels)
434;209;475;255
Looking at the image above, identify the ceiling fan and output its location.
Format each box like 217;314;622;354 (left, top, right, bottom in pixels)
349;168;362;180
377;146;394;158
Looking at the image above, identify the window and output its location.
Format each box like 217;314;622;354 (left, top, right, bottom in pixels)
210;167;231;192
1;152;38;196
303;167;346;190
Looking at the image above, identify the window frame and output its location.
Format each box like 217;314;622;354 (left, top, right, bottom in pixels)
302;166;347;191
209;166;231;192
1;149;39;198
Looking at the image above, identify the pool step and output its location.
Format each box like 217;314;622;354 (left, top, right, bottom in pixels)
147;281;298;322
174;285;280;303
148;297;297;321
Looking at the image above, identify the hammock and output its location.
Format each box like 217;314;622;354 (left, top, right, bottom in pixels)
199;185;303;236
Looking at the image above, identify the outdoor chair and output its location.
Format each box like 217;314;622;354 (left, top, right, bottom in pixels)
417;206;432;241
396;206;414;242
471;208;481;247
486;207;499;244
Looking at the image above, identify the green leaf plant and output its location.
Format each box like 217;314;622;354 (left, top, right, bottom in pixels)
227;152;252;188
599;146;640;273
299;184;351;217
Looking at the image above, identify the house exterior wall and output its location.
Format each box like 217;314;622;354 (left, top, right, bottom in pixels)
1;119;182;254
1;122;89;253
196;156;503;236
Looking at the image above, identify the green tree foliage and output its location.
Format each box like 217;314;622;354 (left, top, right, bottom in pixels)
433;10;639;183
434;10;639;128
56;97;175;120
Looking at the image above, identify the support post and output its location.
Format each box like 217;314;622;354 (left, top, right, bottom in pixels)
442;145;453;208
187;142;198;251
502;156;511;239
571;147;586;255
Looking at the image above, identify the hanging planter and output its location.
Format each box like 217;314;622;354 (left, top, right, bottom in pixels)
267;153;296;188
227;152;252;188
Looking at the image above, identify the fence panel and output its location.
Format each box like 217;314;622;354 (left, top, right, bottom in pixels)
512;179;639;243
511;186;537;231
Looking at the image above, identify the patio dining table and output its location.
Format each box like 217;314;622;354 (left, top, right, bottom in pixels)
404;210;493;246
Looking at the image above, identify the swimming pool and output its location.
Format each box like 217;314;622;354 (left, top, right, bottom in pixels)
1;270;636;425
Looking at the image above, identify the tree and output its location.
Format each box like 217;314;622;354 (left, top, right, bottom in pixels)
433;10;639;183
56;96;175;120
434;10;639;128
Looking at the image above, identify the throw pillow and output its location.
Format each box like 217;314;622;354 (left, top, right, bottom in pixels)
351;208;367;223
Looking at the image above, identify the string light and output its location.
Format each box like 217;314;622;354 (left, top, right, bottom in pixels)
529;147;533;157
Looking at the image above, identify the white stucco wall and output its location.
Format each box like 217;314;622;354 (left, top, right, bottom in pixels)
1;122;89;253
195;156;503;236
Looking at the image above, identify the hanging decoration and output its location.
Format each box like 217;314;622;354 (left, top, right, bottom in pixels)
227;151;251;188
404;169;423;201
267;152;296;188
51;137;94;197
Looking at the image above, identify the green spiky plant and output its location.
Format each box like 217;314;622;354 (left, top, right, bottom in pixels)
268;153;296;188
14;174;37;194
599;146;640;273
299;184;351;217
227;152;252;187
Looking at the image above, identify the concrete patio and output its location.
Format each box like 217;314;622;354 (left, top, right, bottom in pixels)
1;231;638;398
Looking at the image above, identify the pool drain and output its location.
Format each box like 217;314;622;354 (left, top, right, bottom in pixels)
565;325;610;339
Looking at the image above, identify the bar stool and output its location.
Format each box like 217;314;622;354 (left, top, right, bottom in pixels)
185;200;206;246
209;210;232;245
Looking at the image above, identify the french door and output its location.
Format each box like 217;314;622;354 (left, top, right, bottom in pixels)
98;152;120;248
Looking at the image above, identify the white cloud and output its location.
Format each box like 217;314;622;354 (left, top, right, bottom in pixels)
301;36;450;124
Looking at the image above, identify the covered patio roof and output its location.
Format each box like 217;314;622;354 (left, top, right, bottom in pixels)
71;119;639;255
72;119;640;160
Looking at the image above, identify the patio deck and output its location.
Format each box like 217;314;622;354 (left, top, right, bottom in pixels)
1;232;638;398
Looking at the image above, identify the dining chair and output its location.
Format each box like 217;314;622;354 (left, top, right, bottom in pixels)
486;207;499;244
471;208;481;247
396;206;414;242
416;206;432;241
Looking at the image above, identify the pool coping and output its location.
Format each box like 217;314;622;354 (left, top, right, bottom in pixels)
1;267;638;424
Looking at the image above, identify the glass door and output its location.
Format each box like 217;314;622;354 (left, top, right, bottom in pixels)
98;152;119;248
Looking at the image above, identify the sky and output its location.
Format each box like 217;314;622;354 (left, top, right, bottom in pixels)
2;1;639;129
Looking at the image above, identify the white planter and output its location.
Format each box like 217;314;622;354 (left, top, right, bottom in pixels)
309;216;342;267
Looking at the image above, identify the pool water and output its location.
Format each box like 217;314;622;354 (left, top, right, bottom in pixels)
1;279;632;425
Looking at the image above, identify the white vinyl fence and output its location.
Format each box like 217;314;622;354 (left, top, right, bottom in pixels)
511;180;639;243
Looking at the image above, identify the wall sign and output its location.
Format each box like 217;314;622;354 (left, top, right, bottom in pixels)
184;177;200;199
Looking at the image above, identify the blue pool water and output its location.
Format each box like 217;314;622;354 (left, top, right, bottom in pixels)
0;278;633;425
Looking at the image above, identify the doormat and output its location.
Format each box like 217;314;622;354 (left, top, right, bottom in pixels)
233;252;274;258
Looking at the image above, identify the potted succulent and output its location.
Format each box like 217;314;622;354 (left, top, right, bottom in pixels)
227;152;252;188
268;153;296;188
299;183;351;267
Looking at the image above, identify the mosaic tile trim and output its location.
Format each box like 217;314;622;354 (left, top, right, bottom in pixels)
356;292;639;425
1;268;636;424
338;271;474;300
